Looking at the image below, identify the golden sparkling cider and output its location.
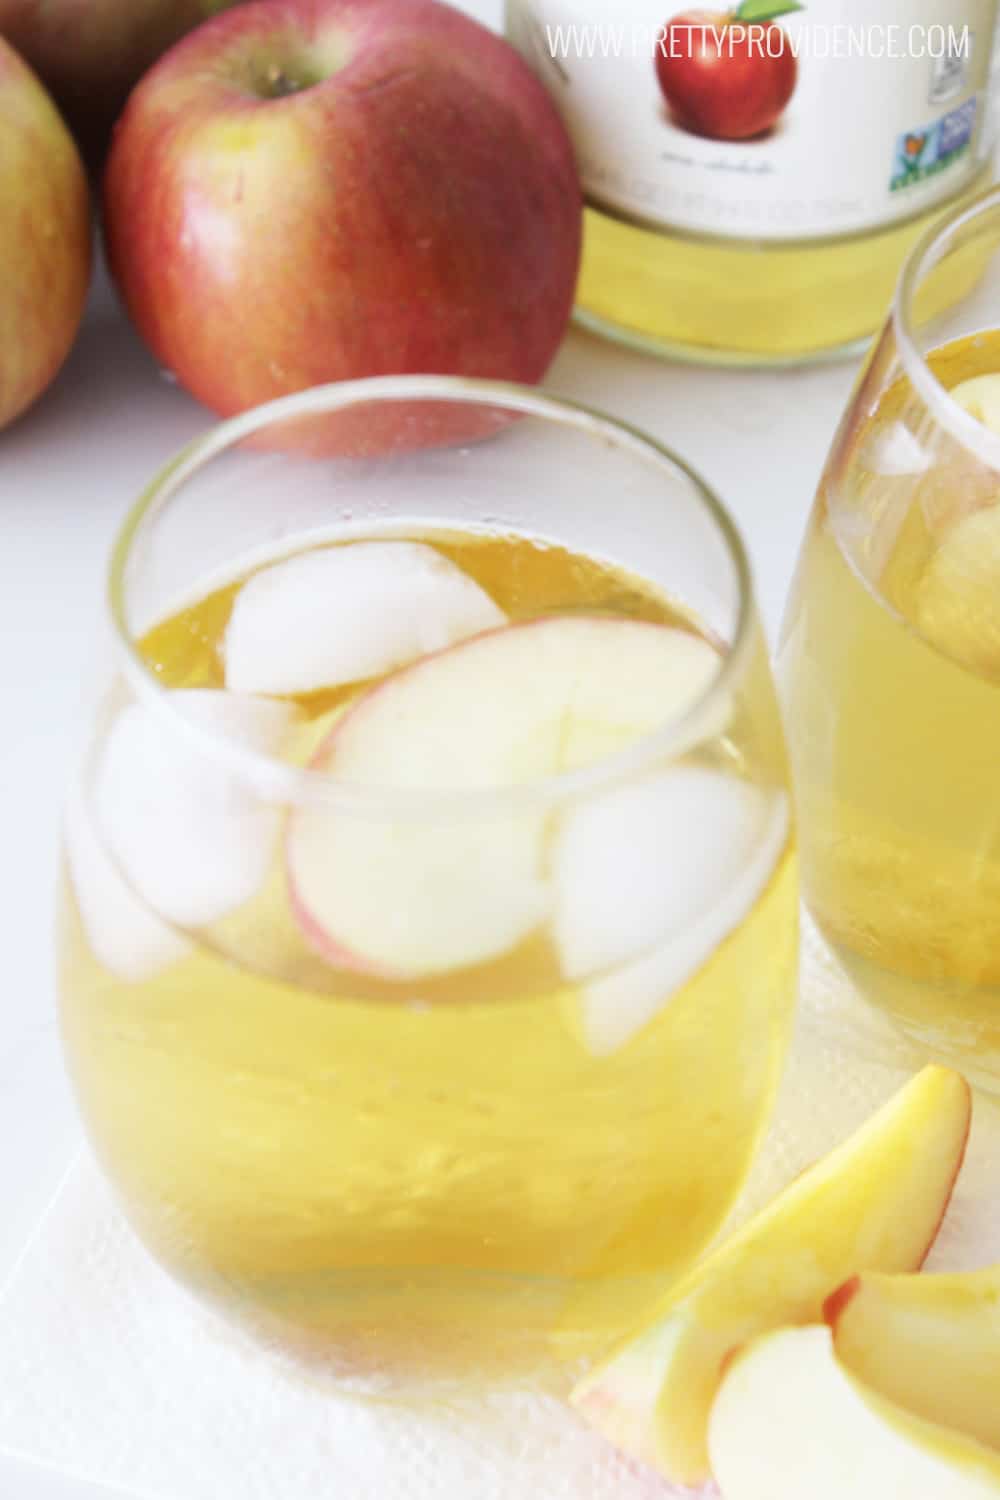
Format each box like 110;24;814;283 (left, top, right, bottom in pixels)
782;335;1000;1083
61;528;795;1385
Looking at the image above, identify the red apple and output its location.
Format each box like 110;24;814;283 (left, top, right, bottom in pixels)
0;0;249;162
0;37;91;432
102;0;582;440
656;8;797;141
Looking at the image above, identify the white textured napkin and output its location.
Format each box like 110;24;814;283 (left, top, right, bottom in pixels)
2;920;1000;1500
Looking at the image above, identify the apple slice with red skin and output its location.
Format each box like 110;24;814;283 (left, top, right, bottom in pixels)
286;615;724;980
825;1264;1000;1454
708;1324;1000;1500
570;1065;971;1487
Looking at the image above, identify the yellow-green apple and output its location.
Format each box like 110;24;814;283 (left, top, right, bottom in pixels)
0;36;90;431
102;0;582;440
570;1065;971;1487
827;1264;1000;1453
709;1325;1000;1500
0;0;248;161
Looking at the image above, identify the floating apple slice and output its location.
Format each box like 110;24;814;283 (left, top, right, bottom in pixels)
63;780;190;982
287;615;723;978
553;768;789;1052
827;1264;1000;1453
916;504;1000;678
96;689;297;930
913;373;1000;678
709;1325;1000;1500
951;372;1000;432
224;541;506;696
570;1065;971;1488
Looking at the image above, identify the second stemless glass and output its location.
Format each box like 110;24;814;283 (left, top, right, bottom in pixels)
59;377;796;1392
781;186;1000;1090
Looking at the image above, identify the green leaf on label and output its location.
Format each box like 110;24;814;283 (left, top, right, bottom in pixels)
733;0;804;22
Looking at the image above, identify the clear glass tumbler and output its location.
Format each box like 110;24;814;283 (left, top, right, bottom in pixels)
59;375;797;1392
781;185;1000;1090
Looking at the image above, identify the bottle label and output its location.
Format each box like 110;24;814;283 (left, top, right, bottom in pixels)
506;0;1000;241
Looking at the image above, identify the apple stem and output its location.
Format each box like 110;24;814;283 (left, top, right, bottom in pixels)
732;0;804;22
263;62;306;98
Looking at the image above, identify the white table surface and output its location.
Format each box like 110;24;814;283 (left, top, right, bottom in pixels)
0;7;863;1489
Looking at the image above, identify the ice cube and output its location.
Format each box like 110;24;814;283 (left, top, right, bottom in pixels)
175;688;297;752
553;769;789;1053
224;541;506;696
553;767;773;979
95;690;296;930
63;781;190;983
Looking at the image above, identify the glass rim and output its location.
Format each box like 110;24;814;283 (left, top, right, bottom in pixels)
893;181;1000;472
108;373;756;816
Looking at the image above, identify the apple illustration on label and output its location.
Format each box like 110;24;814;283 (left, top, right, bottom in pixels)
656;0;802;141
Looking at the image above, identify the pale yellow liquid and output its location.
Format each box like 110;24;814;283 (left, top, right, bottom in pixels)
577;163;994;365
781;335;1000;1085
61;530;796;1387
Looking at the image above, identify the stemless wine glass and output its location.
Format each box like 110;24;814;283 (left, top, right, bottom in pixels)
781;185;1000;1090
59;376;797;1393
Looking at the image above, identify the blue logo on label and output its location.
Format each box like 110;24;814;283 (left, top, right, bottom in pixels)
891;97;977;191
